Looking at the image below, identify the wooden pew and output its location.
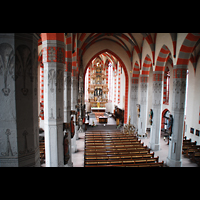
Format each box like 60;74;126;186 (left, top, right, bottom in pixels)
182;136;200;166
85;152;155;161
86;141;142;147
182;140;198;154
190;152;200;166
182;145;200;154
39;140;45;164
85;149;151;156
85;161;164;167
184;147;200;158
84;131;163;167
85;157;160;166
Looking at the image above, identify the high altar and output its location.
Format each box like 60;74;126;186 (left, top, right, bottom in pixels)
88;59;108;111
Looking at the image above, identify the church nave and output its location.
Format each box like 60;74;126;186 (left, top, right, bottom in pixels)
1;33;200;167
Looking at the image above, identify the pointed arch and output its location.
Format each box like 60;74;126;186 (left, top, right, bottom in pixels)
155;45;171;72
141;54;152;76
177;33;200;66
175;33;200;79
84;49;129;124
132;61;140;84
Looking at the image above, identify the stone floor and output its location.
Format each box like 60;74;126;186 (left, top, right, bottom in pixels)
72;132;85;167
139;133;198;167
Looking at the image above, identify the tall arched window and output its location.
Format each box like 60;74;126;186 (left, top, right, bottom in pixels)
108;62;113;101
163;67;170;104
85;67;89;101
185;69;189;115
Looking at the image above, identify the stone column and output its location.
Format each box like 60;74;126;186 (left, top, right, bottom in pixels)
71;76;78;153
167;67;187;167
149;72;163;151
138;76;148;136
0;33;40;167
42;33;65;167
64;33;73;167
130;78;139;128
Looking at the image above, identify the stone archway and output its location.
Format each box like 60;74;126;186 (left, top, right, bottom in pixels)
83;49;129;124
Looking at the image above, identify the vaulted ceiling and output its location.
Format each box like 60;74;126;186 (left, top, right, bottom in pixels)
75;33;155;64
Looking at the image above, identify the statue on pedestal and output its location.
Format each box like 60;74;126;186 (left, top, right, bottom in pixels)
167;114;173;136
70;116;75;138
137;104;140;118
149;109;153;125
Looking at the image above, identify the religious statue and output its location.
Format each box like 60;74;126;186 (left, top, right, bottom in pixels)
97;102;100;108
167;114;173;136
63;130;70;164
149;109;153;125
137;104;140;118
70;116;75;138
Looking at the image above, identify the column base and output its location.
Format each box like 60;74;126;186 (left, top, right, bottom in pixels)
166;157;182;167
65;161;73;167
71;136;77;153
148;142;160;151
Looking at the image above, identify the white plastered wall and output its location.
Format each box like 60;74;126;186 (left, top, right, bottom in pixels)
185;60;200;145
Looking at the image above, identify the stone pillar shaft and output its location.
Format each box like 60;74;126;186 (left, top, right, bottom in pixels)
138;76;148;136
0;33;40;167
149;73;163;151
130;80;139;128
64;33;73;166
42;34;65;167
167;67;187;167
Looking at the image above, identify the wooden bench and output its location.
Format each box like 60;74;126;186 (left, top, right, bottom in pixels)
182;144;200;154
86;141;142;146
85;149;151;156
190;152;200;166
85;157;160;166
182;136;200;166
85;147;149;155
39;140;45;164
85;152;155;161
85;161;164;167
84;131;163;167
184;147;200;158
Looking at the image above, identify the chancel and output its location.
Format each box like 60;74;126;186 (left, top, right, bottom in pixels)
0;33;200;167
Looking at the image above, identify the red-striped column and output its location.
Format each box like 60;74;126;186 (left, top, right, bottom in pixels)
138;55;152;136
41;33;65;167
40;62;44;120
167;33;200;167
64;33;73;167
65;33;72;122
38;53;44;120
149;45;170;151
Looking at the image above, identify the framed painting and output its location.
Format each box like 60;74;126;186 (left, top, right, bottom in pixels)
196;129;199;136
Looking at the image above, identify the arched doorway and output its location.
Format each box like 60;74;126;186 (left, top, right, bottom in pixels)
83;49;129;124
161;109;170;130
